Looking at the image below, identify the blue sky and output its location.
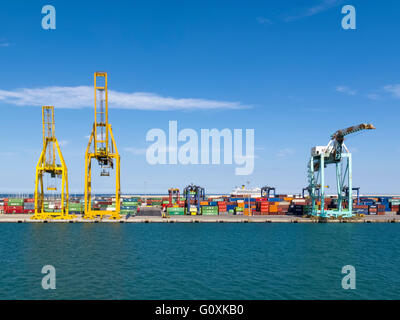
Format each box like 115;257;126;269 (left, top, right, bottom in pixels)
0;0;399;194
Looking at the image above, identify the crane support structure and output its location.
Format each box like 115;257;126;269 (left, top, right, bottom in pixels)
84;72;121;220
261;186;276;199
183;184;205;215
32;106;74;220
308;123;375;218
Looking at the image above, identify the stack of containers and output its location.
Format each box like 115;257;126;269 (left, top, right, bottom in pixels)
178;200;185;207
226;201;236;214
201;206;218;215
23;198;35;214
257;199;269;215
290;198;307;215
217;201;227;214
5;198;24;214
187;205;198;215
377;197;390;212
277;201;290;215
377;204;385;215
69;202;83;215
368;205;378;215
0;199;4;214
120;198;138;216
97;199;112;211
269;202;278;214
235;200;244;215
148;198;163;206
390;197;400;212
360;198;375;206
353;204;369;215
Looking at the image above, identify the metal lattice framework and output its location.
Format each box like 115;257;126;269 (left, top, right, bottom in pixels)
261;186;275;199
307;123;375;218
84;72;121;220
32;106;75;220
183;184;205;215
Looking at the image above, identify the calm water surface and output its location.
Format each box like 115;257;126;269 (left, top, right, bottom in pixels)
0;223;399;299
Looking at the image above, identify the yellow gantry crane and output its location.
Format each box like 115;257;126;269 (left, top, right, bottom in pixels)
84;72;121;220
32;106;74;220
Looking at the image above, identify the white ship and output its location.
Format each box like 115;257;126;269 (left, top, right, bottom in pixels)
231;185;261;198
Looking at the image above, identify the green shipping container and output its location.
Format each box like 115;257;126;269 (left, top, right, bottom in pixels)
167;207;185;215
8;198;24;203
201;206;218;215
120;210;137;215
122;202;138;206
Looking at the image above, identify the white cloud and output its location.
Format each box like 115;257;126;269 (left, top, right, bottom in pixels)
0;38;10;47
365;93;381;100
124;147;147;155
0;151;16;156
0;86;249;111
383;84;400;98
276;148;295;157
335;86;357;96
58;140;69;147
257;17;273;25
285;0;343;21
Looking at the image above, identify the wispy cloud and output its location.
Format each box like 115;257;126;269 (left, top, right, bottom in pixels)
58;140;69;147
335;85;357;96
285;0;343;22
0;151;16;156
257;17;273;25
365;93;381;101
383;84;400;98
276;148;295;157
0;86;249;111
124;147;147;155
0;38;10;47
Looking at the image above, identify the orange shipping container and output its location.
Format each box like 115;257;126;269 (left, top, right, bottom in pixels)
269;205;278;213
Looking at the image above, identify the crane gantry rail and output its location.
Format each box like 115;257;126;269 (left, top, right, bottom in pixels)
84;72;121;220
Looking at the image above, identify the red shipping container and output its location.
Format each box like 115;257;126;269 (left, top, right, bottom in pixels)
5;208;23;214
23;209;34;214
5;205;23;210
